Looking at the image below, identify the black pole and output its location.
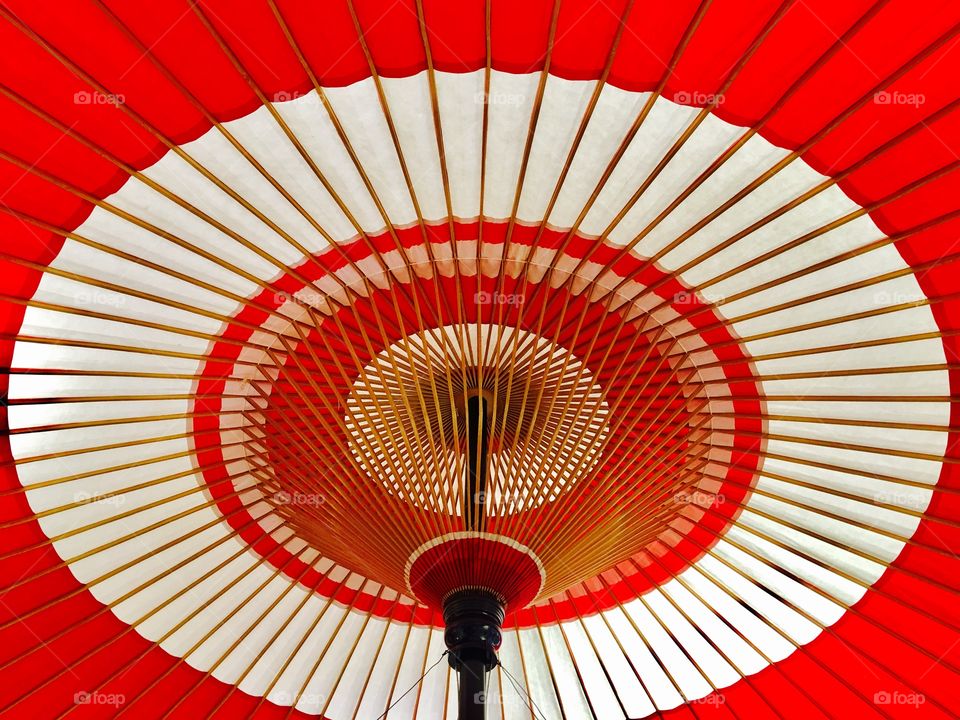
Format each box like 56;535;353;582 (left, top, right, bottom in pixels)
465;394;489;531
448;394;500;718
458;657;488;720
443;589;504;720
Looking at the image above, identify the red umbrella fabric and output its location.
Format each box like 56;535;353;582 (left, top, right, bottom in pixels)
1;0;959;718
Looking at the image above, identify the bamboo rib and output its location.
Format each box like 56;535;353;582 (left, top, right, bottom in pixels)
484;0;852;580
2;507;300;717
539;2;950;314
488;0;715;573
1;0;474;544
519;0;873;319
506;145;960;407
555;503;908;719
668;527;958;715
5;270;952;572
606;558;892;719
0;5;437;341
340;0;474;534
1;0;959;717
0;486;286;645
156;552;342;720
5;282;952;592
545;464;960;689
483;0;565;539
109;545;321;720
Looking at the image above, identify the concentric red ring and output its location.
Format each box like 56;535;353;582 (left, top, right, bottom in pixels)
1;1;958;715
192;222;764;626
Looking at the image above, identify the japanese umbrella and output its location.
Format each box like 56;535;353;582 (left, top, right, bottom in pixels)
1;0;960;718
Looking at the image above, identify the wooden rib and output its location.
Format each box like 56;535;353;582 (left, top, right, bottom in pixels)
490;0;715;561
193;0;465;537
668;522;960;708
0;472;283;594
615;104;960;324
546;423;960;582
513;333;702;551
525;0;793;314
494;0;711;564
542;443;960;647
0;2;956;716
669;228;960;344
109;544;321;719
4;507;298;717
509;359;704;559
501;185;960;380
0;489;284;644
537;0;926;310
340;0;475;531
567;543;868;720
158;555;352;720
481;0;563;532
413;0;498;535
239;376;427;577
2;1;439;345
608;557;893;719
670;469;960;632
1;0;468;552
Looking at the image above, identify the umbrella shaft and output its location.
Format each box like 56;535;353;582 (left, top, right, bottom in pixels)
458;656;488;720
466;395;489;530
